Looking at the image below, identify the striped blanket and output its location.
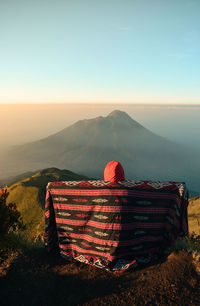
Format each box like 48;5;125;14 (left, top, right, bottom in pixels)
44;180;188;272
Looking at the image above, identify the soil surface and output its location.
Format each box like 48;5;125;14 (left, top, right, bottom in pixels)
0;249;199;306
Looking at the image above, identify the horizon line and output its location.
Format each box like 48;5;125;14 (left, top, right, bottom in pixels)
0;102;200;107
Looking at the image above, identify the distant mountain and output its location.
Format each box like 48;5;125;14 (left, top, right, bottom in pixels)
0;171;35;188
7;167;88;238
1;110;200;192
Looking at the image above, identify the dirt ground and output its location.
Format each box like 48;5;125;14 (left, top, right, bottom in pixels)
0;249;199;306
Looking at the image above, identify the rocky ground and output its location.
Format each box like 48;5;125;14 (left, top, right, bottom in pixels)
0;249;199;306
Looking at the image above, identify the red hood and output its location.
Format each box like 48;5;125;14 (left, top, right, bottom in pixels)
104;161;125;182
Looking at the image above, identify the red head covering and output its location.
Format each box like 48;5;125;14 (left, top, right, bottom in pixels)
104;161;125;182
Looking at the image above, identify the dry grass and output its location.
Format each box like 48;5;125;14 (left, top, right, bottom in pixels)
188;197;200;235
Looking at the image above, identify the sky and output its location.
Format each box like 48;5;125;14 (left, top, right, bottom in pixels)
0;0;200;104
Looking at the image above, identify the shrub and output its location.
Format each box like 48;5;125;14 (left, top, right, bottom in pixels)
166;233;200;255
0;187;25;234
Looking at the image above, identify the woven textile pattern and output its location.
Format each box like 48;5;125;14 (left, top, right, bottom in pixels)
44;180;188;272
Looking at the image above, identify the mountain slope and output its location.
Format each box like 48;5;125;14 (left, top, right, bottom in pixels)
6;168;87;239
188;196;200;235
1;110;200;192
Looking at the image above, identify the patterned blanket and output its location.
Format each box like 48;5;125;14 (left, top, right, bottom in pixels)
45;180;188;272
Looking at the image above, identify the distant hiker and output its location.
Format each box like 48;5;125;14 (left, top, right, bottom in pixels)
104;160;125;182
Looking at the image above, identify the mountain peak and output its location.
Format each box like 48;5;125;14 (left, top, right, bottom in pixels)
106;109;144;129
107;110;132;120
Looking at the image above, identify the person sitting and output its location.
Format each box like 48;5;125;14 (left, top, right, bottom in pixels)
104;160;125;182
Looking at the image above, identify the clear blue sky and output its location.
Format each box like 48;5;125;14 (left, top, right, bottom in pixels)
0;0;200;104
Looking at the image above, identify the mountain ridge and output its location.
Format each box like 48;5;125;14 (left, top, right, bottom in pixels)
6;167;88;238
